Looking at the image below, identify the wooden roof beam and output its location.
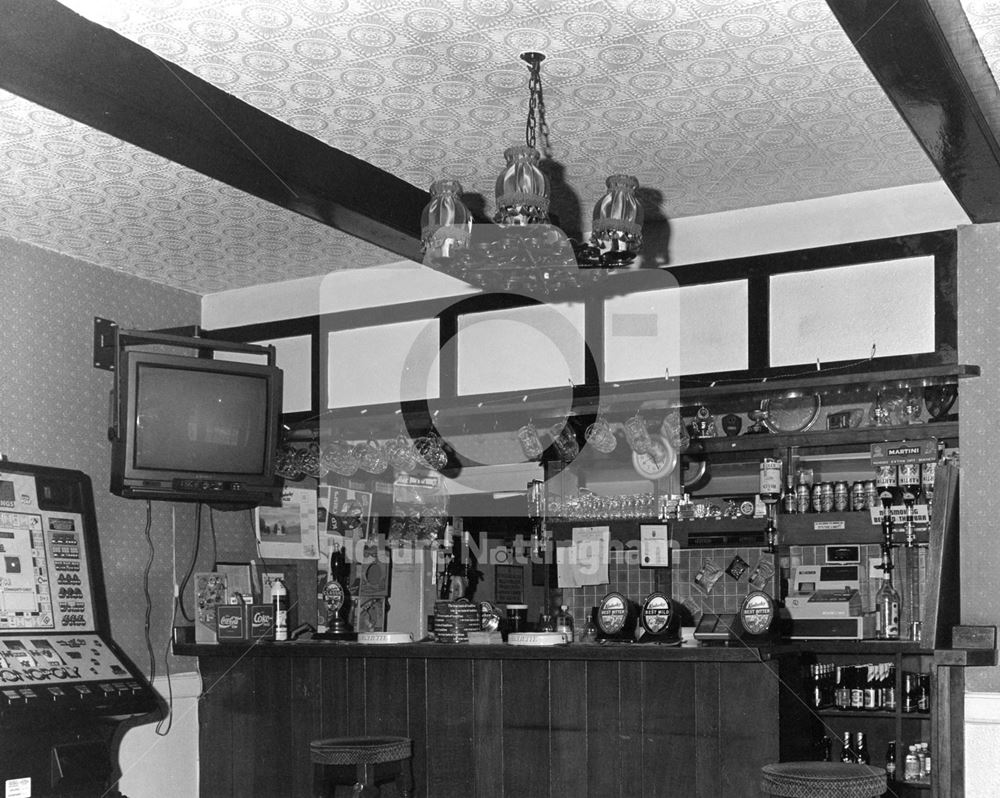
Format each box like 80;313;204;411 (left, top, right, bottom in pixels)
0;0;426;261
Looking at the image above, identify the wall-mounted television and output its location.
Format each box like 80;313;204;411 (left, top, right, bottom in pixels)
110;350;283;506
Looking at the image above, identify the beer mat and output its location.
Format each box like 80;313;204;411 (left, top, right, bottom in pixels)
357;632;413;645
507;632;568;647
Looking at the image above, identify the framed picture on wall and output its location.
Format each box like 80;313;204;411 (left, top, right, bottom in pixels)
495;564;524;604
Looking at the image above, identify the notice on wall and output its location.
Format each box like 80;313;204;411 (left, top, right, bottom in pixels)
494;564;524;604
256;486;320;560
557;526;610;588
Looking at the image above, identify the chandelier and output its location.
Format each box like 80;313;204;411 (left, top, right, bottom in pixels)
419;52;644;296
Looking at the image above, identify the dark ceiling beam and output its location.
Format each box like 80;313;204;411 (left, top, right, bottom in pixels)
0;0;426;261
826;0;1000;223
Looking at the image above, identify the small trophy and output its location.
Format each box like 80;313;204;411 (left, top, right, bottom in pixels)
691;406;716;438
314;545;356;641
745;408;769;435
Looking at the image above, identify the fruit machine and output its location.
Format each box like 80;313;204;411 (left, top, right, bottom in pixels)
0;460;161;797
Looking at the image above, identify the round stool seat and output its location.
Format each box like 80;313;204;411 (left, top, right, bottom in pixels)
760;762;887;798
310;736;414;798
310;736;412;766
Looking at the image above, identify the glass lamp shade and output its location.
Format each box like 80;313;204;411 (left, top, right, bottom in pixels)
494;145;550;226
591;174;643;261
420;179;472;258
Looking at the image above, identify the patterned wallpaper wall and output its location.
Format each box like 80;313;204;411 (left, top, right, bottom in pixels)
0;236;254;678
957;223;1000;693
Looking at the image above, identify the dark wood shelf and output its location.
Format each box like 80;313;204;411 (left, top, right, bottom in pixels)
891;778;932;791
675;363;978;409
289;363;977;437
784;640;931;655
815;709;898;718
777;510;929;546
698;421;958;456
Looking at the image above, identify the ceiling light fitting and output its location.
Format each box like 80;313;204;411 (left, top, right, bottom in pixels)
419;52;644;296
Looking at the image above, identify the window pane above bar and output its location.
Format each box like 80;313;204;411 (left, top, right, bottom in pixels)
214;334;312;414
327;319;439;408
456;303;585;395
603;281;747;381
769;256;935;367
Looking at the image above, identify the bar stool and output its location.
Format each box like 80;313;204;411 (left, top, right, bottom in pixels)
760;762;887;797
310;736;413;797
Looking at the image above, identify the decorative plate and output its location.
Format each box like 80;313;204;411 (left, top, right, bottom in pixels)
761;393;822;433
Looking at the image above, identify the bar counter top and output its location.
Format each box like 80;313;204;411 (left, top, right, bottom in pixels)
175;636;777;661
178;634;988;663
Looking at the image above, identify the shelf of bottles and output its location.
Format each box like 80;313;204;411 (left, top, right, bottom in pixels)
806;656;934;791
807;661;930;716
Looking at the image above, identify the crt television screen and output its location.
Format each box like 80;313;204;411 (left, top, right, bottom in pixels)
133;364;269;475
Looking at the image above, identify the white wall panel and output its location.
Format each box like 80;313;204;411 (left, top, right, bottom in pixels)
769;256;934;366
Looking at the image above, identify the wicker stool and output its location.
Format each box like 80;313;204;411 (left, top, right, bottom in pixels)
310;736;413;798
761;762;886;797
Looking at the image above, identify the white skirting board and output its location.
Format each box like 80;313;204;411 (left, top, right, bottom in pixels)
117;671;202;798
966;692;1000;798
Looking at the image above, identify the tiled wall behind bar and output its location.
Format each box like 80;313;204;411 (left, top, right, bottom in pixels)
674;546;779;622
562;548;656;629
562;543;925;630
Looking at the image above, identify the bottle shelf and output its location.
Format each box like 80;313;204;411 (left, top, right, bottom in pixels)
697;420;958;456
815;709;898;718
890;778;931;791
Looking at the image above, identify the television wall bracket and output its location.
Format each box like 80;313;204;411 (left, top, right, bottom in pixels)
93;316;275;371
93;316;277;444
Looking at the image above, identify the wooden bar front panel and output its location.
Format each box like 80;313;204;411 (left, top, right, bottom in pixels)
196;649;794;798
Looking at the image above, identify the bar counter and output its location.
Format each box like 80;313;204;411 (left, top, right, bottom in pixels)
177;638;812;798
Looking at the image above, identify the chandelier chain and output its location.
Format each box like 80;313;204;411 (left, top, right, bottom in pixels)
524;56;550;156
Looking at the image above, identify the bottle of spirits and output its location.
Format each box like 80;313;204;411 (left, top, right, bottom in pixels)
821;735;832;762
898;463;922;507
885;740;897;780
840;731;855;763
863;664;878;710
835;666;849;710
904;745;920;780
882;664;897;711
855;732;871;765
782;473;796;514
850;666;864;711
876;572;901;640
554;604;574;644
874;464;899;510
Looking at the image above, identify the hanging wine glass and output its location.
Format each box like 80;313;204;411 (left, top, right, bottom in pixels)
274;443;305;481
386;431;420;472
321;441;359;477
624;412;652;454
516;422;544;460
414;432;448;471
585;411;617;454
355;437;389;474
296;442;323;479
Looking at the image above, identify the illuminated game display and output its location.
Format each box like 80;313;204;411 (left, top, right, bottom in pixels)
0;461;158;797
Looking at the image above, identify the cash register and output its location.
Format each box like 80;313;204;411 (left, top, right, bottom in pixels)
783;564;874;639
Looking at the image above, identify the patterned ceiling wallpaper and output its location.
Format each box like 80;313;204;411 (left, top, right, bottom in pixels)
0;90;402;295
5;1;951;293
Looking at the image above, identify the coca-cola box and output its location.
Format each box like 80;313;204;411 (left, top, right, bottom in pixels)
249;604;275;640
216;604;247;642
